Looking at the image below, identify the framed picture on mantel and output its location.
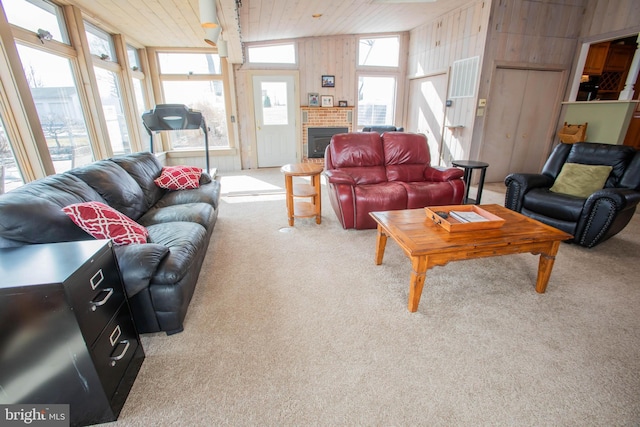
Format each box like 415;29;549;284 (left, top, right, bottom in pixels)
308;92;319;107
321;95;334;107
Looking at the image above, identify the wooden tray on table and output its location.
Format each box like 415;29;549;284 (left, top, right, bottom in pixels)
424;204;505;232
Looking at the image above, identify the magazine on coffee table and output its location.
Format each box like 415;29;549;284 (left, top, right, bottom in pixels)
449;210;489;223
424;204;505;232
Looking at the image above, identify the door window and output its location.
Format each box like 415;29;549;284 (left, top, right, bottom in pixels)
260;82;288;126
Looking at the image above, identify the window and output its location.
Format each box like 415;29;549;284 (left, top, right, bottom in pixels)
127;45;141;71
131;78;148;147
158;52;221;74
0;117;24;193
260;82;289;126
157;52;230;148
86;22;132;155
16;44;94;173
356;36;401;129
358;36;399;67
357;76;397;128
127;45;148;145
247;44;296;64
3;0;69;44
93;67;131;155
162;80;228;148
84;22;115;60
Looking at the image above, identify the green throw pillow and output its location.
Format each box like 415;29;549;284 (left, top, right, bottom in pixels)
549;163;613;198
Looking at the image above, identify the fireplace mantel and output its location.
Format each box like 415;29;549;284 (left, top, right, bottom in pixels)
301;107;355;163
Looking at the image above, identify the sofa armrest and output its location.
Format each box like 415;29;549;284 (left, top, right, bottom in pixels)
423;166;464;182
504;173;555;211
323;169;356;185
113;243;170;298
199;172;212;185
576;188;640;248
584;188;640;213
505;173;554;192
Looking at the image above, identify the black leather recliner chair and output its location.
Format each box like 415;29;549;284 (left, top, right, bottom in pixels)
361;125;404;133
505;142;640;248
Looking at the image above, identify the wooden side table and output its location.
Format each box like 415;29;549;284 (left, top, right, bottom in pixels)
281;163;323;226
451;160;489;205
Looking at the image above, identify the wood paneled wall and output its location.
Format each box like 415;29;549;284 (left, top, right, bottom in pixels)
408;1;488;78
470;0;587;161
407;1;490;164
581;0;640;39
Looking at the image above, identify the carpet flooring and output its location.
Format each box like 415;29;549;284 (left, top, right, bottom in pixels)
107;169;640;426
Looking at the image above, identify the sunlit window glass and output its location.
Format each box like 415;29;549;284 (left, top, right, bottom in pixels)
17;44;94;173
0;118;25;193
162;80;228;148
247;44;296;64
85;22;115;60
127;45;141;70
3;0;69;44
158;53;221;75
94;68;131;155
358;37;399;67
260;82;288;126
131;78;148;147
357;76;396;128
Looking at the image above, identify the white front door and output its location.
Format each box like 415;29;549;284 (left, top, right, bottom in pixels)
253;75;297;167
407;73;448;166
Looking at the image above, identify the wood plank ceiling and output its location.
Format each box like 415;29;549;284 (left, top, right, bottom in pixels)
60;0;470;64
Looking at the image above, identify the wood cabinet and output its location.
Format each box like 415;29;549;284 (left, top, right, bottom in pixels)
583;41;637;99
583;42;610;75
604;44;636;72
583;42;635;75
0;240;144;427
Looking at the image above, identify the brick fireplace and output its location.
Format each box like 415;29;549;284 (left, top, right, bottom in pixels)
301;106;355;164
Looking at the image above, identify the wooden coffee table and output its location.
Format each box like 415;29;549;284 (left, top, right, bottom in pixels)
369;204;573;312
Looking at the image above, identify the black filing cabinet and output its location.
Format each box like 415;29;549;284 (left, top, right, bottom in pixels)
0;240;145;426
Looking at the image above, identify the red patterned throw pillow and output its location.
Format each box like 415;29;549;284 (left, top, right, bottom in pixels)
62;201;149;245
154;166;202;190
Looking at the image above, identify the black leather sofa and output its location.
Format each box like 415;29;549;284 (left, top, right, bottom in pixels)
505;142;640;248
0;152;220;334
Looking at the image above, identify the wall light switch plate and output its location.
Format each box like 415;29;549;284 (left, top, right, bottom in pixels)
478;99;487;107
476;107;485;117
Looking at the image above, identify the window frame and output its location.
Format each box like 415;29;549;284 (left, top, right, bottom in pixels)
355;73;398;129
247;42;298;66
356;35;400;70
354;33;405;131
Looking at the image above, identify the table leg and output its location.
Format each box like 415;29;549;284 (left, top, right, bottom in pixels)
374;226;388;265
475;167;487;205
284;174;294;226
408;256;429;312
462;168;471;204
313;174;321;224
535;241;561;293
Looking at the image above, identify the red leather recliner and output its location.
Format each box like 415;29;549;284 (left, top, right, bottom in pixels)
324;132;465;229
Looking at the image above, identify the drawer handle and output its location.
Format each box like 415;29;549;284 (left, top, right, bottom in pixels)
90;269;104;290
110;340;130;366
90;288;114;311
109;325;122;347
